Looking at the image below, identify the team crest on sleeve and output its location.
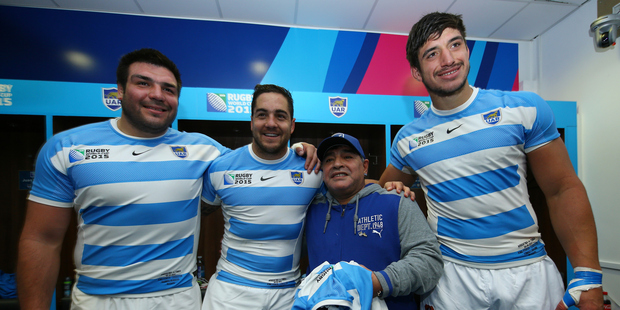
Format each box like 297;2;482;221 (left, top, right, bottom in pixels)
170;146;188;158
290;171;304;185
102;88;121;111
483;109;502;125
329;97;348;118
69;149;85;163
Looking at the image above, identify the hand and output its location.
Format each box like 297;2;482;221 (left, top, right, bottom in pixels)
294;142;321;174
383;181;415;201
555;288;604;310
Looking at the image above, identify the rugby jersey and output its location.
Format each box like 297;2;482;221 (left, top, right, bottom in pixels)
29;118;229;296
391;87;560;268
203;144;323;288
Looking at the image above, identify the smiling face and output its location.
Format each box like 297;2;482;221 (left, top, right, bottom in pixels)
412;27;470;98
117;62;179;137
322;145;369;205
250;92;295;160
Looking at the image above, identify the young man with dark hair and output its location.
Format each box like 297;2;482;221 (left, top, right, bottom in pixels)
201;84;324;310
379;12;603;310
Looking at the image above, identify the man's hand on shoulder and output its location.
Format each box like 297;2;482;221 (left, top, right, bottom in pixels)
292;142;321;174
384;181;415;201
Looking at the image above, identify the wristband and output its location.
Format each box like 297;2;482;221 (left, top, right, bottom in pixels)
561;267;602;308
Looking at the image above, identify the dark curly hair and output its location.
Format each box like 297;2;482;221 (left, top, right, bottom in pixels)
116;48;182;97
406;12;467;71
251;84;294;118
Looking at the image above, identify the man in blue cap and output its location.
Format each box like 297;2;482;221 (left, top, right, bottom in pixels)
302;133;443;310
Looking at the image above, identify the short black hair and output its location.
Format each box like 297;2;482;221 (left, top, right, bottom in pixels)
251;84;294;118
406;12;467;71
116;48;182;97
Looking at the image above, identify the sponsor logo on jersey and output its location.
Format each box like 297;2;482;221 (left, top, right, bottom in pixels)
483;108;502;125
102;88;121;111
69;148;110;163
69;149;85;163
329;96;348;118
290;171;304;185
224;172;252;185
224;174;235;185
170;146;188;158
414;100;430;118
408;131;434;151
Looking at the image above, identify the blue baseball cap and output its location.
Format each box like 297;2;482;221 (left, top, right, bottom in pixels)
317;133;365;161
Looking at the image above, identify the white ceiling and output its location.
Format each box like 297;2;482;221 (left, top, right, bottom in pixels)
0;0;590;41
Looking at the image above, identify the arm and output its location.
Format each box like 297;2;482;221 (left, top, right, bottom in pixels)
17;201;73;310
527;138;603;310
374;196;443;297
378;164;416;188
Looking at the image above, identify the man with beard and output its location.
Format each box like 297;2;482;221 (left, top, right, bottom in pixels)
200;84;324;310
17;50;317;310
378;12;603;310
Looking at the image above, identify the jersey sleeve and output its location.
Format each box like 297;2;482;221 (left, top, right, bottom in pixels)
201;161;222;206
28;137;75;208
524;93;561;152
389;130;414;174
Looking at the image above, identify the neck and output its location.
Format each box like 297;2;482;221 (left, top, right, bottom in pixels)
250;142;287;160
429;84;473;111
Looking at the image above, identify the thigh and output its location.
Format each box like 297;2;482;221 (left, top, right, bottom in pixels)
494;257;564;310
267;287;297;310
420;262;490;310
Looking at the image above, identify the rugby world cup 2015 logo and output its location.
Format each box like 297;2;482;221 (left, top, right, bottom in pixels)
483;109;502;125
69;149;85;163
170;146;188;158
290;171;304;185
329;97;348;118
207;93;227;112
224;173;235;185
102;88;121;111
414;100;430;118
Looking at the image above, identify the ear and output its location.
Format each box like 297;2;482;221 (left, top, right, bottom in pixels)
363;158;370;175
117;84;124;100
411;67;422;82
290;118;296;135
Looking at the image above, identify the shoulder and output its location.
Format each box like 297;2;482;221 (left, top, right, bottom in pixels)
170;129;228;148
362;184;402;205
211;145;248;165
45;120;111;148
479;89;545;107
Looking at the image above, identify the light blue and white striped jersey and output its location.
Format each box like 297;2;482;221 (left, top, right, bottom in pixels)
28;119;229;296
203;144;323;288
391;87;560;269
292;261;375;310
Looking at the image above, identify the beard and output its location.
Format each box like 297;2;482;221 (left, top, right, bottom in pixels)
421;63;470;97
251;130;290;158
121;100;176;136
423;75;469;97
